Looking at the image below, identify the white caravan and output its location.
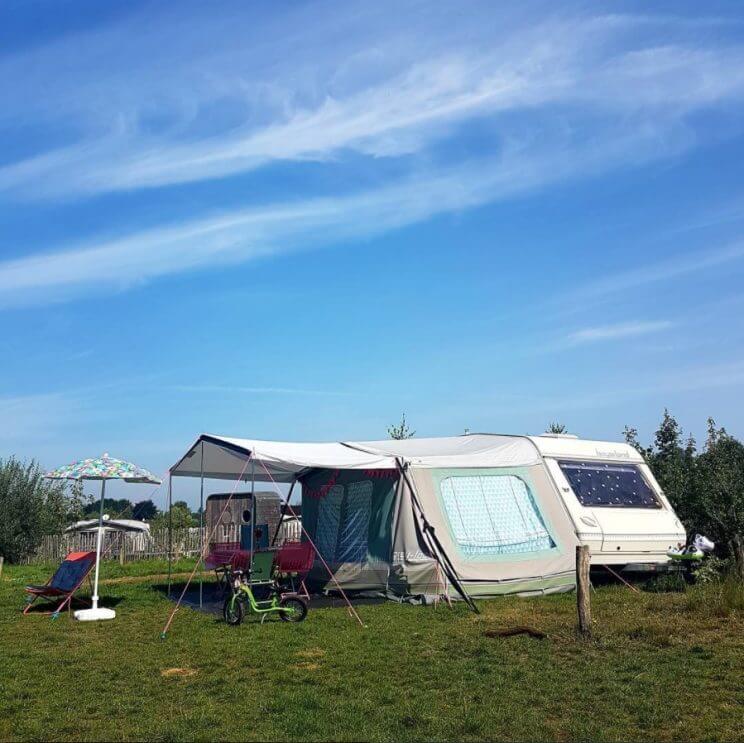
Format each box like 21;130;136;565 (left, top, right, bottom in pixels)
529;434;686;570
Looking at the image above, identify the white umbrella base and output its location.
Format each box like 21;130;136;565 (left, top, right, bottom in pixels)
74;607;116;621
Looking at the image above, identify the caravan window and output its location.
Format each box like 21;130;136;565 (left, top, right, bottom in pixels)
558;460;660;508
315;481;373;562
440;475;555;556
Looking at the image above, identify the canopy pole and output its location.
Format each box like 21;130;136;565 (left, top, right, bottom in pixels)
199;441;205;609
161;456;251;639
166;473;173;596
249;458;256;573
90;478;107;610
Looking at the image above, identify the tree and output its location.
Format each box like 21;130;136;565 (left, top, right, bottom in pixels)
622;426;651;459
84;498;134;519
132;499;159;521
622;412;744;582
546;422;567;434
388;413;415;440
0;457;79;563
67;480;93;522
151;500;195;530
649;409;691;518
696;421;744;580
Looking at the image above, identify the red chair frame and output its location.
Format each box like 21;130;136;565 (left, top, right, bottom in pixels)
23;551;96;617
275;542;314;600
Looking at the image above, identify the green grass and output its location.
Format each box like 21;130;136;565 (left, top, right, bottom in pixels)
1;560;743;742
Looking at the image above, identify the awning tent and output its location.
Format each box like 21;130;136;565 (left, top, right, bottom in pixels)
170;433;540;480
170;434;398;481
169;433;579;605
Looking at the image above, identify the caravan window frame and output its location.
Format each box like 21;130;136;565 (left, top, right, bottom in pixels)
557;459;662;509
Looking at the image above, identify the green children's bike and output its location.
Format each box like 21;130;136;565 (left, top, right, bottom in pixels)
223;549;308;626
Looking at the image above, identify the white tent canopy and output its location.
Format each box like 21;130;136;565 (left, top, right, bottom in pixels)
169;433;541;481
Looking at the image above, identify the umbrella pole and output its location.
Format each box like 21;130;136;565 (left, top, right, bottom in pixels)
166;474;173;596
91;479;106;610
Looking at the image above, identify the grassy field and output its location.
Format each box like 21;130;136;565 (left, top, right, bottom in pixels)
1;560;743;742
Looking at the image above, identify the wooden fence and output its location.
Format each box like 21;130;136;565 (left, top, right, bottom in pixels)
23;519;303;564
23;528;203;564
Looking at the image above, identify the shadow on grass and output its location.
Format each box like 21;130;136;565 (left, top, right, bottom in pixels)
23;594;124;615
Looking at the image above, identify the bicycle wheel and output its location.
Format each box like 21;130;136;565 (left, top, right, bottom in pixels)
278;596;308;623
223;596;244;626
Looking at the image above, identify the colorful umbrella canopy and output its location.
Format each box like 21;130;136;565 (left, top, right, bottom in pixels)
43;453;161;622
45;453;161;484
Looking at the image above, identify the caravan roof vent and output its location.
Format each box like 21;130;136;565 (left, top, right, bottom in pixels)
539;433;580;439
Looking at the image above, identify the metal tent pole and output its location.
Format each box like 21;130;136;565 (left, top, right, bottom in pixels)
166;473;173;596
249;457;256;572
199;441;205;609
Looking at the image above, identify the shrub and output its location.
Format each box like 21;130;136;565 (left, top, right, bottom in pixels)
692;556;730;585
643;572;687;593
0;457;76;563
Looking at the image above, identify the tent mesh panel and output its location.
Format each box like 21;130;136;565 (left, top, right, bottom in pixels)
440;474;554;556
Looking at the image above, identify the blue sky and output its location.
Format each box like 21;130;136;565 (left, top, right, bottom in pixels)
2;0;744;506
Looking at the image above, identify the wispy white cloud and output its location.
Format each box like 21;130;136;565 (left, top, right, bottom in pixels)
0;122;690;306
1;9;743;199
577;241;744;299
565;320;673;345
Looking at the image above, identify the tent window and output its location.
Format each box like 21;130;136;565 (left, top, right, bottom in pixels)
315;484;344;561
440;475;555;556
336;480;373;563
313;480;373;563
558;460;660;508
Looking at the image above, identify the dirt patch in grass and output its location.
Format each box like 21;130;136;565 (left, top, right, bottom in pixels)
295;647;325;660
161;667;198;678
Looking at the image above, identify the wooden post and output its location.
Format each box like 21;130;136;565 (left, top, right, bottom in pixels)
119;534;126;566
576;545;592;637
0;555;4;579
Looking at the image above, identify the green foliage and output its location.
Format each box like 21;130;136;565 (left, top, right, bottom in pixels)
642;571;687;593
66;480;93;522
692;556;731;585
696;425;744;580
546;422;567;434
132;499;159;521
0;457;81;563
387;413;415;440
151;500;195;530
623;411;744;582
83;497;134;519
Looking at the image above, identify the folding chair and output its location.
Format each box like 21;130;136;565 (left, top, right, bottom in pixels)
23;551;96;618
275;542;314;600
206;542;251;595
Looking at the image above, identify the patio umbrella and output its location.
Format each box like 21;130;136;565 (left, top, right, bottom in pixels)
45;454;161;621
